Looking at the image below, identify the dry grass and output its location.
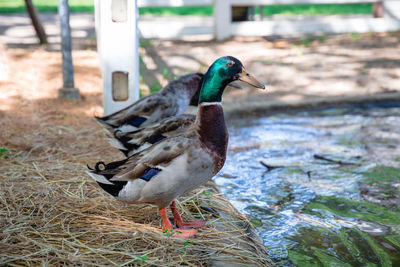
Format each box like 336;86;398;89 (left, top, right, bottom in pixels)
0;145;271;266
0;46;271;266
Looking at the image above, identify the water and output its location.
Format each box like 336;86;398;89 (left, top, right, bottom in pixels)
216;103;400;266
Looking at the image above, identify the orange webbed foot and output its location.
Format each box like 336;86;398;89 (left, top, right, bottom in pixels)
170;200;208;230
160;206;199;238
163;228;197;238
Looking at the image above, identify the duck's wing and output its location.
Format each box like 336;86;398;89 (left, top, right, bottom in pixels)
95;94;176;133
108;114;196;156
87;134;192;186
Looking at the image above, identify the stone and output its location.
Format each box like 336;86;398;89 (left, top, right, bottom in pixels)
58;87;80;99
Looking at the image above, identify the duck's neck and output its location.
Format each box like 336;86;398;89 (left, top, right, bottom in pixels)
198;68;230;104
196;102;228;172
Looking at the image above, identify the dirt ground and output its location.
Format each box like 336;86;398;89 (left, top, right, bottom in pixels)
141;33;400;107
0;32;400;265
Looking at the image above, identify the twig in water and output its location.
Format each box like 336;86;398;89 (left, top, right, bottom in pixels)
313;154;358;166
306;171;312;181
259;161;284;172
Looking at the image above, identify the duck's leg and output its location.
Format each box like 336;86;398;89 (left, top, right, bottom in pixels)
170;201;207;229
159;207;197;238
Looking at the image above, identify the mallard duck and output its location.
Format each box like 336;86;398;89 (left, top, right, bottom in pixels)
96;73;241;133
87;56;265;238
95;73;203;133
110;114;196;157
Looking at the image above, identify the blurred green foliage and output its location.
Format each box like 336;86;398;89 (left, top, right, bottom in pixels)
258;3;372;16
0;1;372;16
0;0;94;13
0;148;8;159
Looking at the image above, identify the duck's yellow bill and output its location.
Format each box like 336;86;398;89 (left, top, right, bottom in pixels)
238;68;265;89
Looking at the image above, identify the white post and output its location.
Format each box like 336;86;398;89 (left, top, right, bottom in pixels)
95;0;140;115
214;0;231;41
384;0;400;20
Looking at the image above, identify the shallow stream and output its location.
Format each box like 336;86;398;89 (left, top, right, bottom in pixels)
216;102;400;266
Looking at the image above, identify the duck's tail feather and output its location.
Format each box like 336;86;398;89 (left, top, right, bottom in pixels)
94;116;117;132
86;159;129;197
109;129;166;157
106;135;130;156
106;130;141;156
95;115;145;134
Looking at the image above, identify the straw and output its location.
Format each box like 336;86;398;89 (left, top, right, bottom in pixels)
0;107;272;266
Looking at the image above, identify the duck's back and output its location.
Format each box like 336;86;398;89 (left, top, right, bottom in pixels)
110;114;196;156
95;73;202;133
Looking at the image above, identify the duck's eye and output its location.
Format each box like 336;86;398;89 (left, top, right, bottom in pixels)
225;61;235;67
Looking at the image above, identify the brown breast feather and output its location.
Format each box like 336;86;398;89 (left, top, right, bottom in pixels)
196;104;228;173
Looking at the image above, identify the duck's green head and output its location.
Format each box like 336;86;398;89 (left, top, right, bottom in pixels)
199;56;265;104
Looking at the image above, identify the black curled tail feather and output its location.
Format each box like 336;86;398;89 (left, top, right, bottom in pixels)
87;158;129;197
87;158;129;177
94;161;106;172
